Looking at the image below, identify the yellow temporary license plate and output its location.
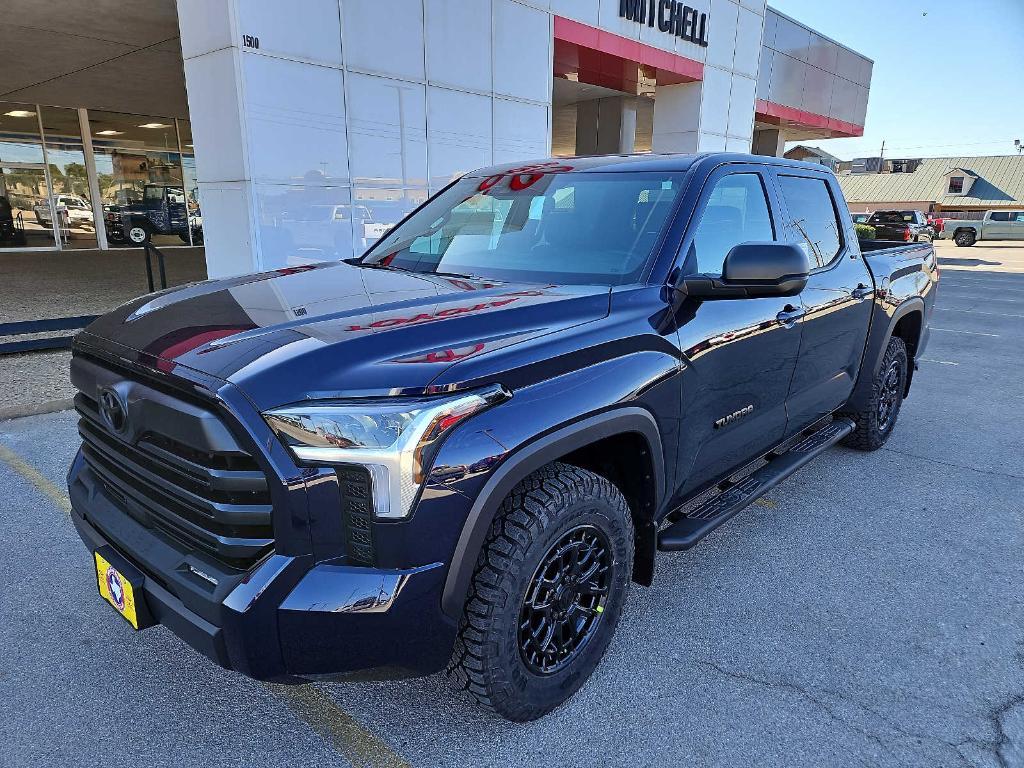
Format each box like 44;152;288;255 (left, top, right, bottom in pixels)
95;550;141;629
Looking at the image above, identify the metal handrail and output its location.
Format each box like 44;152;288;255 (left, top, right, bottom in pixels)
143;241;168;292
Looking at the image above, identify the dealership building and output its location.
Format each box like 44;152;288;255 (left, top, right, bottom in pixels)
0;0;871;284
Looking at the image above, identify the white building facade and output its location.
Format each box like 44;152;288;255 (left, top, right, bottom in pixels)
174;0;872;278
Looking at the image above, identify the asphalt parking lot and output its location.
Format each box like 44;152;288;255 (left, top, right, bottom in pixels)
1;240;1023;768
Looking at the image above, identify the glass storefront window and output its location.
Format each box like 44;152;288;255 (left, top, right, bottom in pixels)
88;110;192;248
0;101;54;250
0;102;45;165
40;106;97;249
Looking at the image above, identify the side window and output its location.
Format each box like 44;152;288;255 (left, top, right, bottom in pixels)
1014;213;1024;223
989;212;1011;222
689;173;774;275
778;175;843;268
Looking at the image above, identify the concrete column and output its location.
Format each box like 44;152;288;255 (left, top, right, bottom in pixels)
576;97;639;155
651;80;703;153
175;0;349;278
752;128;787;157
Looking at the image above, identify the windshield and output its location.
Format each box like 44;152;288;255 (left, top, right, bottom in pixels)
361;170;683;285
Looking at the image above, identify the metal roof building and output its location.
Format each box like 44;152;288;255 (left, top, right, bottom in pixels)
838;155;1024;214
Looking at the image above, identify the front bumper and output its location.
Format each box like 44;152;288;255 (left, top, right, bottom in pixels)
69;451;456;681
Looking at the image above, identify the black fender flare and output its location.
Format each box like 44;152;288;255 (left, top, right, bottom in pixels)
440;407;665;620
846;297;925;412
872;296;925;375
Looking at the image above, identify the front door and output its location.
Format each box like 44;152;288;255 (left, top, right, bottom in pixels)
672;166;804;494
772;171;873;430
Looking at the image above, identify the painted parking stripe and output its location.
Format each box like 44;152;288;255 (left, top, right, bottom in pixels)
0;440;410;768
920;358;960;366
930;327;1000;337
937;293;1021;303
268;683;411;768
0;443;72;515
934;307;1024;319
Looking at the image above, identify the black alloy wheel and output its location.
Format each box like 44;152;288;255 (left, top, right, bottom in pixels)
518;524;612;675
876;356;903;433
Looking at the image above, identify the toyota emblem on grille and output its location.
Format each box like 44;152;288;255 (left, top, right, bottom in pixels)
98;387;128;434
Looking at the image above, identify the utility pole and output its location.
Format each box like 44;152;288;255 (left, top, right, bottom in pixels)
877;140;885;173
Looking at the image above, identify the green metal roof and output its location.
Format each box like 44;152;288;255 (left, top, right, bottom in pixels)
838;155;1024;207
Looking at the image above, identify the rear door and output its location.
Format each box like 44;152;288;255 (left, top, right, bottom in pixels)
984;211;1013;239
672;164;804;491
772;170;874;432
1007;212;1024;240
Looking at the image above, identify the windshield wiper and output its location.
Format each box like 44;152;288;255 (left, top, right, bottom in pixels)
343;259;481;281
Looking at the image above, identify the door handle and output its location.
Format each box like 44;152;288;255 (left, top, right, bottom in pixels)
776;306;805;326
851;284;873;299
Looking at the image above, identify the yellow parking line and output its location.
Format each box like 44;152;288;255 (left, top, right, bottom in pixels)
0;441;411;768
267;683;412;768
0;442;72;515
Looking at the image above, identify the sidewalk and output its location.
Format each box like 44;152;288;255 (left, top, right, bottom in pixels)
0;247;206;419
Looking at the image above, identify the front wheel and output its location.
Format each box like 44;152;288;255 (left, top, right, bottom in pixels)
449;463;634;721
841;336;908;451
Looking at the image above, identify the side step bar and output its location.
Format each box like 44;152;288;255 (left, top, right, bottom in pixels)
657;417;855;552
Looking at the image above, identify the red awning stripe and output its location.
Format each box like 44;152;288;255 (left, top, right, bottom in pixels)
554;15;704;85
755;98;864;138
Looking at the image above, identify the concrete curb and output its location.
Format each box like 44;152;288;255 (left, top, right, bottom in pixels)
0;399;75;422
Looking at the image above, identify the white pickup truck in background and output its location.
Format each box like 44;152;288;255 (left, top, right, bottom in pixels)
939;210;1024;246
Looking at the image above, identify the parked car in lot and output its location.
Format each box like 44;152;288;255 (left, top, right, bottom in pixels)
105;184;203;246
68;153;936;721
851;212;871;224
866;210;934;242
939;209;1024;246
33;194;94;228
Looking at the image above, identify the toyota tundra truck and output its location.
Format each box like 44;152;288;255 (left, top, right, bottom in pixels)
68;153;937;721
938;209;1024;246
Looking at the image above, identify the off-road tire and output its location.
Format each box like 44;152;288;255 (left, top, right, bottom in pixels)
841;335;908;451
448;462;633;721
954;229;976;247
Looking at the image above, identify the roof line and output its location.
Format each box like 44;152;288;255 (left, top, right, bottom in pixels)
765;5;874;63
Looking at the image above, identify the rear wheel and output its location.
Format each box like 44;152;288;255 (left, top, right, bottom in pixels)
954;229;976;247
449;463;633;721
841;336;908;451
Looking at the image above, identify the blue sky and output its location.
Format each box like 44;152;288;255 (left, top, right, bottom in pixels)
769;0;1024;160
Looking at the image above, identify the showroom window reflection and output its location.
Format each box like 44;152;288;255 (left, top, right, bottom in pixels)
0;102;201;251
90;111;199;248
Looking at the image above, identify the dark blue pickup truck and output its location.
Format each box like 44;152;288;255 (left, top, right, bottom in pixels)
68;153;936;721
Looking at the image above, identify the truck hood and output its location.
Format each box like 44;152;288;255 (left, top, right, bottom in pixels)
80;261;611;409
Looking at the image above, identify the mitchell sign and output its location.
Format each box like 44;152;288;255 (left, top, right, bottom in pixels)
618;0;710;47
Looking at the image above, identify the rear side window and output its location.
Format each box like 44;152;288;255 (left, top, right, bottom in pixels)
778;175;843;268
688;173;774;275
990;212;1011;222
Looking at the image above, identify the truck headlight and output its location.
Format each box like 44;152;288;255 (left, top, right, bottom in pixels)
263;385;509;519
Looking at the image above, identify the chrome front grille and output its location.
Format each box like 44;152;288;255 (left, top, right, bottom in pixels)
72;354;274;568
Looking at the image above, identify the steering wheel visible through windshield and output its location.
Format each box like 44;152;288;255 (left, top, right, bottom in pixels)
361;166;684;286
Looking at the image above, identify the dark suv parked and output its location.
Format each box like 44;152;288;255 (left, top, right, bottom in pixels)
69;153;936;720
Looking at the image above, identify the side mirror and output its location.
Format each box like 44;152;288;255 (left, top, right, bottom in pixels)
679;242;810;299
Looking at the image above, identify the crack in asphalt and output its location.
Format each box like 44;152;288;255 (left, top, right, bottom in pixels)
880;446;1024;482
698;660;1024;767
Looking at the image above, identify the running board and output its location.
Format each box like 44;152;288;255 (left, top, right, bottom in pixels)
657;418;855;552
